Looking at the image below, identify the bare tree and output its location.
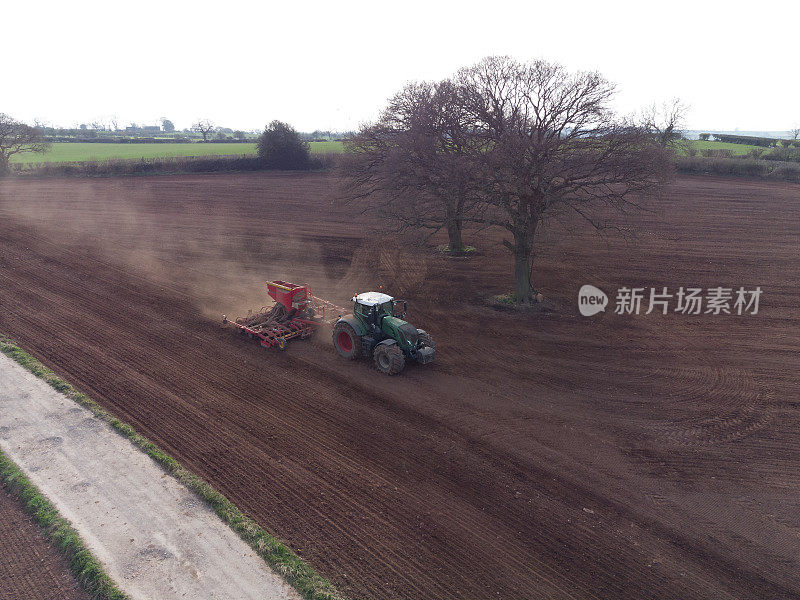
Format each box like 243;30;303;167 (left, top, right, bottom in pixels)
790;127;800;141
455;57;672;302
0;114;50;176
340;57;672;302
341;80;479;252
192;119;215;142
643;98;689;151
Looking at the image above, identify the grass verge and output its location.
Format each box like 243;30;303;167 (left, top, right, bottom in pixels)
0;334;345;600
0;450;128;600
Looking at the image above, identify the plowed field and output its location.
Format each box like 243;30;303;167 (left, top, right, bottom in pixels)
0;173;798;599
0;487;90;600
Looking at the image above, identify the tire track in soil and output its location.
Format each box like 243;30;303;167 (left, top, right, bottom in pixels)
1;173;799;600
0;227;788;600
2;225;582;599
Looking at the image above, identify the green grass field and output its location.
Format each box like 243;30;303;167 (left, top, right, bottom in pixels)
10;141;345;164
306;140;345;153
8;139;765;165
688;140;763;155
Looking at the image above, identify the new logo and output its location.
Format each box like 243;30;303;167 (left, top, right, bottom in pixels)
578;285;608;316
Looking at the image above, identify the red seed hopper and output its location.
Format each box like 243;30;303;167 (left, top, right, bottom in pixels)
223;280;346;350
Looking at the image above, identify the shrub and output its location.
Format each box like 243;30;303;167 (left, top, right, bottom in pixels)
712;134;778;147
256;121;310;170
767;163;800;183
699;133;711;141
675;157;795;181
307;152;340;170
765;147;800;162
701;148;733;158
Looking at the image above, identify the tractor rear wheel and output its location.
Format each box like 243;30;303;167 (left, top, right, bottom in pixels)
332;321;362;359
373;343;405;375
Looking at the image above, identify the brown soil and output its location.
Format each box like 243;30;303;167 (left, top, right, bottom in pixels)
0;487;90;600
0;172;798;600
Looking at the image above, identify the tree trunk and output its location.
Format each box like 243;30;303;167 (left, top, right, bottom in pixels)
513;247;532;302
445;215;465;252
512;226;535;303
0;155;10;177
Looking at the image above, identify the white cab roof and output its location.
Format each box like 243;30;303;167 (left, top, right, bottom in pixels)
353;291;394;306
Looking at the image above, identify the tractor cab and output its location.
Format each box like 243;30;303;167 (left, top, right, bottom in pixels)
352;291;403;326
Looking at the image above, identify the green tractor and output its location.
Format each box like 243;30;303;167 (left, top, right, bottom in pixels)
332;292;435;375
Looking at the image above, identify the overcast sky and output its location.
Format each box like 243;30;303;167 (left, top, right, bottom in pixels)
4;1;798;133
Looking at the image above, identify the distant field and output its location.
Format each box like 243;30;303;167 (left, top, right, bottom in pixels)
9;139;763;164
11;141;344;164
689;140;763;155
306;141;345;153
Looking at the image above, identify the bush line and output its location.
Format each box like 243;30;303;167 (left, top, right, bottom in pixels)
0;335;346;600
676;157;800;183
9;153;340;178
0;450;128;600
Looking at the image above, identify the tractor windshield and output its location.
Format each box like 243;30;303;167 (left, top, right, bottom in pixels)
378;301;393;315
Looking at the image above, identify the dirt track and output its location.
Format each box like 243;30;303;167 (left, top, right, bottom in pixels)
0;172;798;599
0;352;300;600
0;486;90;600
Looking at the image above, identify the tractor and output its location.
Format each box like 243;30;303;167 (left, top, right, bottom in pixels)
332;291;435;375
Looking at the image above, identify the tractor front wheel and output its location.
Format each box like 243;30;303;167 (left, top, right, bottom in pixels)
373;343;405;375
332;321;362;360
417;329;435;349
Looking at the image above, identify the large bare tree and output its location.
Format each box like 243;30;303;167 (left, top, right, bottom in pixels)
340;80;478;252
0;114;50;176
191;119;215;142
455;57;672;302
340;58;672;303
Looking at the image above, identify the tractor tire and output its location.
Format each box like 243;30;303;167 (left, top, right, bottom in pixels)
332;321;362;360
417;329;435;349
373;343;405;375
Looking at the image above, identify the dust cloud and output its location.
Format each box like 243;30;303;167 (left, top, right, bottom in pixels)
0;175;432;322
